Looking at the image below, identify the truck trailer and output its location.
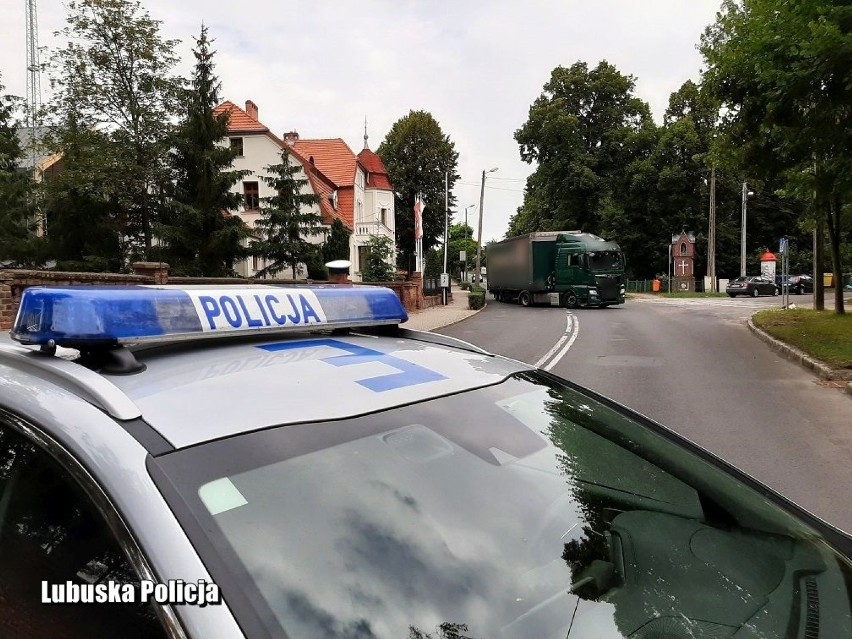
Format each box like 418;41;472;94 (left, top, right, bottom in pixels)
486;231;626;307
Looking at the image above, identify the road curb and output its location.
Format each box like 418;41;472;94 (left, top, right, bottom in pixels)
433;301;488;331
746;318;852;383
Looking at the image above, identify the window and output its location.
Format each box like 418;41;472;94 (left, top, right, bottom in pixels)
380;208;388;226
252;255;259;271
243;181;259;210
358;245;370;272
680;243;687;256
229;137;244;156
0;422;167;638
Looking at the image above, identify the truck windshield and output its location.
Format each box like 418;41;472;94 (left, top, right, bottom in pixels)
588;251;623;272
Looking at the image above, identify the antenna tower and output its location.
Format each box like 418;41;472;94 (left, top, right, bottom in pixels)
25;0;41;130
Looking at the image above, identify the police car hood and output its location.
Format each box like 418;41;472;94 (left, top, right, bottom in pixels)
110;335;528;449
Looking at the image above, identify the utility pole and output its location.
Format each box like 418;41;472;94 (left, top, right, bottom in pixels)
708;167;716;292
740;182;753;277
442;171;449;305
476;168;497;287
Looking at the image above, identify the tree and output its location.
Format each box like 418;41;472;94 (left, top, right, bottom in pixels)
41;119;123;271
376;110;459;270
446;223;477;279
701;0;851;313
159;25;251;276
512;61;657;237
0;75;41;266
359;235;395;282
251;149;324;279
322;218;351;263
49;0;182;265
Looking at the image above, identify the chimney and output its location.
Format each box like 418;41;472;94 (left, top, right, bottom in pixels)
283;131;299;146
245;100;258;120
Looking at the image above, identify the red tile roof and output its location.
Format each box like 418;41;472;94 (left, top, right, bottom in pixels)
303;165;348;227
357;147;393;191
213;101;268;133
214;100;352;230
292;139;357;186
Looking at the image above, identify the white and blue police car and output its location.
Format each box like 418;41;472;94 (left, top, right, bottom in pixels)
0;284;850;638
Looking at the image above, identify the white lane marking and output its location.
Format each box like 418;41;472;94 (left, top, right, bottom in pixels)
544;314;580;371
534;312;572;369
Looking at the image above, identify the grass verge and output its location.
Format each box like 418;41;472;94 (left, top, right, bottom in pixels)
752;308;852;369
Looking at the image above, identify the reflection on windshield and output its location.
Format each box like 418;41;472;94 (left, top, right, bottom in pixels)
588;251;623;272
155;374;852;638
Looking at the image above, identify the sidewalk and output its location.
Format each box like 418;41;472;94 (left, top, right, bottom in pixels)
402;286;484;332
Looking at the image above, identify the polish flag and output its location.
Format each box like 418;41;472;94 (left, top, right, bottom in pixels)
414;195;425;240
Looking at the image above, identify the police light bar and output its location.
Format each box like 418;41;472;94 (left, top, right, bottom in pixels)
11;285;408;347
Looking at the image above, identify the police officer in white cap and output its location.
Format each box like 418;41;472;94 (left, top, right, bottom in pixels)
325;260;352;284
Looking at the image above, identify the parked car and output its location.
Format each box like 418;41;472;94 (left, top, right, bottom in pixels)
775;274;814;295
726;276;779;297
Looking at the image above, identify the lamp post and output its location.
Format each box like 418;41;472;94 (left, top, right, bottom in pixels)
476;168;497;286
740;182;754;277
464;204;475;281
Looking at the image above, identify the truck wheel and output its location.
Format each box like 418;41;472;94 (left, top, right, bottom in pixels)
561;291;579;308
519;291;532;307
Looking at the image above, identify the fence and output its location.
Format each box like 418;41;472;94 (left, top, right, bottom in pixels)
625;279;707;293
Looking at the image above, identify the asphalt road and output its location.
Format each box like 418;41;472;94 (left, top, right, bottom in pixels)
440;294;852;532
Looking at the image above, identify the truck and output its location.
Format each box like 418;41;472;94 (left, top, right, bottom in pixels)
486;231;626;307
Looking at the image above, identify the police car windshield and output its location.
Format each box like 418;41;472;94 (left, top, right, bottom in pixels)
588;251;622;272
151;373;852;638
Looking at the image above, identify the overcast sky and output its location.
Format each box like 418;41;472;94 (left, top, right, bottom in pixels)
2;0;722;244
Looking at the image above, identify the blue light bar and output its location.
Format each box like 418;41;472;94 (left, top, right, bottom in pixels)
11;285;408;347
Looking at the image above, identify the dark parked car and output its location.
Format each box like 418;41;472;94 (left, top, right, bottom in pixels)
775;274;814;295
726;276;778;297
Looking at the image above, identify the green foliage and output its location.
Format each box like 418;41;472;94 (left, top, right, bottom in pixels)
41;120;123;270
0;75;42;266
459;281;471;291
359;235;395;282
446;223;478;278
701;0;852;312
423;248;443;280
468;290;485;310
305;245;328;280
159;25;251;276
49;0;182;262
511;61;657;237
376;110;459;269
251;149;324;279
322;218;351;263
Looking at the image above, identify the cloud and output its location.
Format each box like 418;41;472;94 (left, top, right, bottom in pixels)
0;0;721;242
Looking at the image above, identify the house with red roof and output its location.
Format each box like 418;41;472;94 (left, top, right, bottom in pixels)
214;99;395;280
289;130;395;278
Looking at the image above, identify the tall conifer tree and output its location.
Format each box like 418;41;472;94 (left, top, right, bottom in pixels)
161;24;250;276
252;151;323;279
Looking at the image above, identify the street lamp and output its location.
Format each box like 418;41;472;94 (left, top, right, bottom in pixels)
475;168;497;286
464;204;476;281
740;182;754;277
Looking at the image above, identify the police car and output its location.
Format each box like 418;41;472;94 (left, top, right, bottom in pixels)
0;284;850;638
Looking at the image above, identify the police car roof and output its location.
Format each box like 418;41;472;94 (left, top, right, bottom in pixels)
109;333;527;448
4;285;530;449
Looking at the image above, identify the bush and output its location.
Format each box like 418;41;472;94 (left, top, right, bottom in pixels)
459;281;471;291
468;290;485;310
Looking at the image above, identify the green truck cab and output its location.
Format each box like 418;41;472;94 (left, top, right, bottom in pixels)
487;231;626;307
